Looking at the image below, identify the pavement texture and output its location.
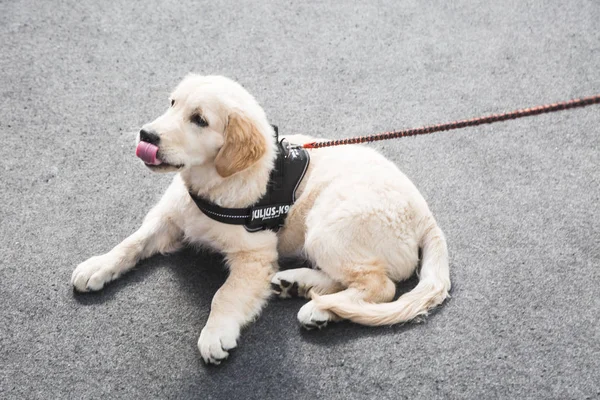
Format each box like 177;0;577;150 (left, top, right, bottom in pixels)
1;1;599;399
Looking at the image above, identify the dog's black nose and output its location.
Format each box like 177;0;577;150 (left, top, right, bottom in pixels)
139;129;160;145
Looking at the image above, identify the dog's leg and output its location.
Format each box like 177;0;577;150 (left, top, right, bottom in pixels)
271;268;344;299
71;202;182;292
297;264;396;329
198;250;276;365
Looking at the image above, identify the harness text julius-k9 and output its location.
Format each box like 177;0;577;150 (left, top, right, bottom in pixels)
188;126;310;232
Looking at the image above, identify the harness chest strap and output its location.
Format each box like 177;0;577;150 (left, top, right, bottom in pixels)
188;128;310;232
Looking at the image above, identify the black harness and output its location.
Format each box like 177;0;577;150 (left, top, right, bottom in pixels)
188;126;310;232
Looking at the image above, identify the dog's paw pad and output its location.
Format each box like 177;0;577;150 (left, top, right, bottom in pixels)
279;279;291;288
301;317;329;330
271;274;306;299
270;282;282;295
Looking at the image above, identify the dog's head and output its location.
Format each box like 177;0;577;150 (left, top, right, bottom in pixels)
138;75;271;177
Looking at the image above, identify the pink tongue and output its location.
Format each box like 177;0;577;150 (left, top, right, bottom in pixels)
135;142;162;165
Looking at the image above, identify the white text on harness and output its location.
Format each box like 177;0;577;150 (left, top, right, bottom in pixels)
251;205;290;221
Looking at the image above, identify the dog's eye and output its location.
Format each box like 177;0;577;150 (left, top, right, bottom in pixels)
191;114;208;127
170;99;175;107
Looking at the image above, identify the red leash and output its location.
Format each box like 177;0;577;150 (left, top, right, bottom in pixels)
302;94;600;149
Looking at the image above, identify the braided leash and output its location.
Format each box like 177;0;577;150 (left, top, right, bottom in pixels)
302;94;600;149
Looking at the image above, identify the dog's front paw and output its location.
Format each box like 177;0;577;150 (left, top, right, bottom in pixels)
71;254;120;292
297;300;338;330
198;323;240;365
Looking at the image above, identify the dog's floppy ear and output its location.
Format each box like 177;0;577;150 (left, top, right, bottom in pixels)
215;112;267;177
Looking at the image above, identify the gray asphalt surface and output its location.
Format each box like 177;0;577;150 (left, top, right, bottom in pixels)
1;1;599;399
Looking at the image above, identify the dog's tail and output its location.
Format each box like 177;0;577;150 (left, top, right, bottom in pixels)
314;222;451;326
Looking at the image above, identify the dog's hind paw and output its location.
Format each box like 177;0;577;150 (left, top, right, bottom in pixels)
297;300;337;330
271;272;309;299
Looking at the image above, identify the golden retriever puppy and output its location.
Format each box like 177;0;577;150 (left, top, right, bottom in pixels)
71;74;450;364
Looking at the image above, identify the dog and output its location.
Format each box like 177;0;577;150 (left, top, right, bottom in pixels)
71;74;451;364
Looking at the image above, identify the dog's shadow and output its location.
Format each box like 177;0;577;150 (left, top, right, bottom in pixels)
71;247;227;307
72;248;450;347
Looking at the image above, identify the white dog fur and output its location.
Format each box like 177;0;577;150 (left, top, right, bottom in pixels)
71;74;451;364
